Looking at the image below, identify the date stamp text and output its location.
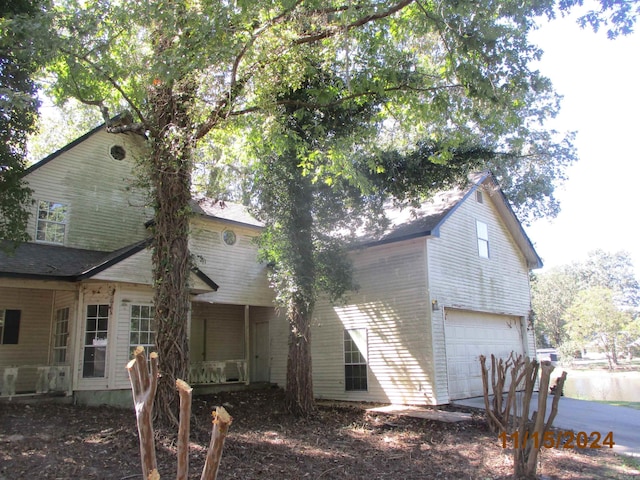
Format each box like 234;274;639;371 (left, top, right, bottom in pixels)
499;430;615;449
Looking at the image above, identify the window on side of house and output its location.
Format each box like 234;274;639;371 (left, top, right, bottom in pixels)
53;307;70;364
344;328;368;391
36;200;68;244
130;304;156;357
82;304;109;378
476;220;490;258
0;309;21;344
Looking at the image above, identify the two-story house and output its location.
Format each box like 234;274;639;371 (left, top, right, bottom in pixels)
0;126;276;404
0;123;541;406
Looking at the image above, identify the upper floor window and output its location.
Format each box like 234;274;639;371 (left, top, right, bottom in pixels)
476;220;489;258
36;200;68;244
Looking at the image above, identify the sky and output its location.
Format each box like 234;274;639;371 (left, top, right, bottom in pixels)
525;10;640;279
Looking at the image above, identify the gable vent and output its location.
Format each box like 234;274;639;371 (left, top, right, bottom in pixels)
109;145;126;161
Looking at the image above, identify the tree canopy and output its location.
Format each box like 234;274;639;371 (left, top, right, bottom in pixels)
0;0;44;244
532;250;639;362
564;287;633;368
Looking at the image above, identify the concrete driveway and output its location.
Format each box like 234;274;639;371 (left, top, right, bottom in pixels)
454;394;640;457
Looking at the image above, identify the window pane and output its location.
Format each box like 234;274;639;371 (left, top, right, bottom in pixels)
476;221;488;240
479;239;489;258
98;318;108;331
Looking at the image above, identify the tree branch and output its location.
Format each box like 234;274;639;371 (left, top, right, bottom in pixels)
59;47;148;126
293;0;415;45
196;0;417;139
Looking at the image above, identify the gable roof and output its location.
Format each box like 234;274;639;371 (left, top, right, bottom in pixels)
24;123;106;175
359;172;542;269
0;239;219;290
24;113;139;175
191;197;264;228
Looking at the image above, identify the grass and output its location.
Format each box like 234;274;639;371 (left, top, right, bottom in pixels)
594;400;640;410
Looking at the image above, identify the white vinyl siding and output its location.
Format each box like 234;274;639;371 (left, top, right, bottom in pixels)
24;131;151;251
304;238;435;405
0;288;54;392
190;218;273;306
428;187;534;403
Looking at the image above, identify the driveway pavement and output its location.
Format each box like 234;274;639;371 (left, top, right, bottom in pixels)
454;394;640;457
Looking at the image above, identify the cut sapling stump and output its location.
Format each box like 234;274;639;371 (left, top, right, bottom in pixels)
126;346;158;480
201;406;233;480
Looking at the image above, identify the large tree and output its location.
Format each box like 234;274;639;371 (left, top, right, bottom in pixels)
531;268;579;347
574;249;640;309
16;0;588;420
531;250;639;354
564;287;634;368
0;0;43;244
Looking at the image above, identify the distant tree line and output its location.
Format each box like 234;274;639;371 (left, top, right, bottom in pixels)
531;249;640;368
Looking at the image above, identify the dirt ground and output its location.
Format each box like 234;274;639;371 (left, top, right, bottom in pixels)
1;388;638;479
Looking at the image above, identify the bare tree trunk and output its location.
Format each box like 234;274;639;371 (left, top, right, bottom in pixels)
126;347;159;480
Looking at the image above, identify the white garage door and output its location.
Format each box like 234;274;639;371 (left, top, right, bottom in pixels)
445;309;524;400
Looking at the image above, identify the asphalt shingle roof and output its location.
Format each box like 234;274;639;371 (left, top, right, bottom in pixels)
0;240;148;281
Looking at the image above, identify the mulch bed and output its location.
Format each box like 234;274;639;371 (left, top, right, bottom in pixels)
0;387;637;479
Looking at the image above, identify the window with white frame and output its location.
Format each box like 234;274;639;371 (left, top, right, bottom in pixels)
130;305;156;357
36;200;68;244
344;328;368;391
53;307;70;364
0;309;21;344
476;220;490;258
82;304;109;378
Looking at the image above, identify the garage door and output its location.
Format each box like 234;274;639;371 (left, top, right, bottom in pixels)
445;309;524;400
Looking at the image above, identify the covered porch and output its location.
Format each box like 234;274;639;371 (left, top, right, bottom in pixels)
188;302;272;387
0;285;75;399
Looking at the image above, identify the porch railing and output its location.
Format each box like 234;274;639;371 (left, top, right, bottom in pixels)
1;365;71;397
189;360;247;385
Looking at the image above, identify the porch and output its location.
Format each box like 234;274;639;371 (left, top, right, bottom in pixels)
188;302;272;386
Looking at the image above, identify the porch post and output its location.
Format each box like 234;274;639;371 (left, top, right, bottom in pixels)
244;305;250;385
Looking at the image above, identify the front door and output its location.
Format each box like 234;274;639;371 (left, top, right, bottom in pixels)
251;321;269;382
